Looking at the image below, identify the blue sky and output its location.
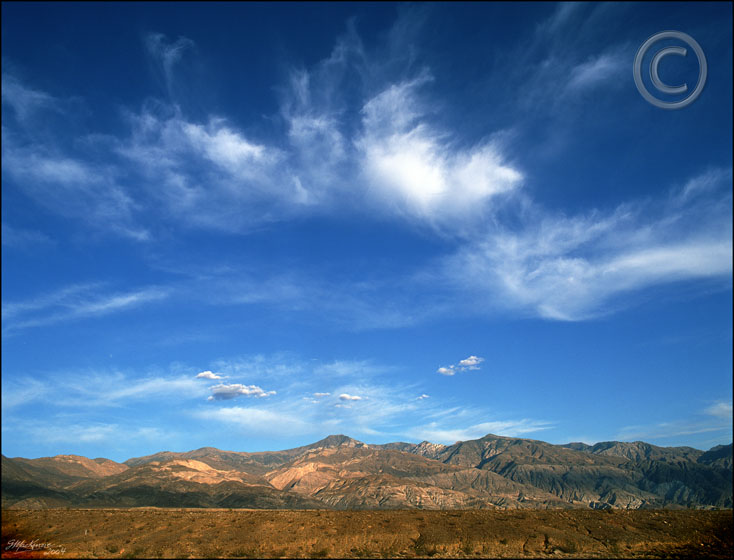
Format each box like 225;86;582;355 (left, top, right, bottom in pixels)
2;2;732;462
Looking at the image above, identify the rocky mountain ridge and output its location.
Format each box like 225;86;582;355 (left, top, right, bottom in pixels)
3;434;731;510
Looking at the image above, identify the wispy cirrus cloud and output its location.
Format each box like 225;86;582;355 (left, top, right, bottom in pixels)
704;401;733;421
564;51;626;93
193;406;315;437
615;401;734;443
408;418;554;444
3;421;168;447
2;283;170;334
112;107;297;233
440;168;732;320
1;138;150;241
1;223;54;248
145;33;196;98
1;73;59;121
1;370;208;410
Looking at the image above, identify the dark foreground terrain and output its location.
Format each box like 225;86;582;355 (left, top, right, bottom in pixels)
1;509;732;559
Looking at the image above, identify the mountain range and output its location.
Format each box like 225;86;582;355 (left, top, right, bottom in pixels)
3;434;732;510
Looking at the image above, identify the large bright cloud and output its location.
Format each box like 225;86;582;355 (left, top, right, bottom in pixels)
358;77;522;226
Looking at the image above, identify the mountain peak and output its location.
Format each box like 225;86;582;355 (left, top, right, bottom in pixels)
309;435;366;449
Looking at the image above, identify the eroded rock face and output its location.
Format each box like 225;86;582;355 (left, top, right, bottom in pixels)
2;434;731;510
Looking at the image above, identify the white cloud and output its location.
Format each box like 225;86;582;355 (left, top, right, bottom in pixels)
458;356;484;369
443;168;732;320
145;33;196;98
1;378;49;409
2;283;169;334
616;422;731;442
210;354;305;380
540;2;582;34
112;107;306;234
20;422;169;444
704;402;733;421
313;392;331;397
314;360;387;377
1;223;53;248
1;370;208;409
417;394;430;400
339;393;363;401
2;142;149;241
194;406;312;436
195;267;429;332
105;376;205;401
32;424;119;443
207;383;276;401
565;52;625;92
181;120;274;173
357;78;522;228
437;355;485;375
2;73;58;120
409;419;554;444
614;401;733;443
195;371;224;380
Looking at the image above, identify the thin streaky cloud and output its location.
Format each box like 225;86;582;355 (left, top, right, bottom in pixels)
441;168;732;320
2;284;170;334
1;223;54;248
408;419;554;444
1;73;58;120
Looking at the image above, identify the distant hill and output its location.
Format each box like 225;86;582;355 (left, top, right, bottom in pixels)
2;434;731;510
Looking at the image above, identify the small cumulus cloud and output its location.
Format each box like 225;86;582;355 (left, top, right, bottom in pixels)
458;356;484;369
207;383;276;401
195;371;225;380
339;393;362;401
314;392;331;397
417;394;430;400
437;356;485;376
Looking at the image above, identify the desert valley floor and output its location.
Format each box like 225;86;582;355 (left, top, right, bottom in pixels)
2;508;733;559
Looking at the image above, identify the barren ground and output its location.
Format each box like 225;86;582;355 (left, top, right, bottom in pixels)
1;509;732;559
